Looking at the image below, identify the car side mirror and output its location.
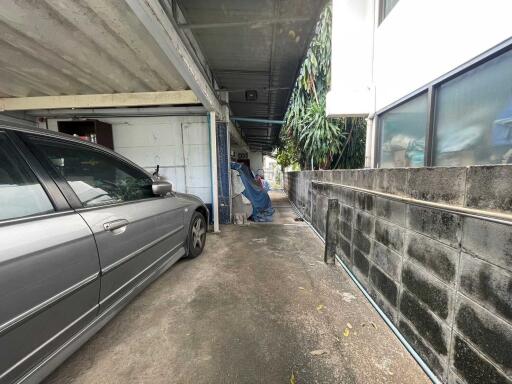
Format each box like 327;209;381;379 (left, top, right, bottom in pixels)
152;180;173;196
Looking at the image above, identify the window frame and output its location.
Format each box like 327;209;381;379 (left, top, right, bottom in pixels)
374;37;512;168
379;0;399;25
0;130;70;224
21;132;161;211
375;90;429;168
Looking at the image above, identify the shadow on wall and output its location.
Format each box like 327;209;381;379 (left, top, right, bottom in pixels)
284;166;512;384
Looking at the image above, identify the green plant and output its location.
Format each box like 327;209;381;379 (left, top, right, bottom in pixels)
275;140;300;169
277;3;366;170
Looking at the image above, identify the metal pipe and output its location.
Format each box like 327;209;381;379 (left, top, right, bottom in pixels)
208;112;220;232
335;255;442;384
231;117;285;125
313;181;512;225
286;199;442;384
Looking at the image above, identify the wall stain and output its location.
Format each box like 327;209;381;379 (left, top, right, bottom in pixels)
456;303;511;370
400;291;447;355
453;336;509;384
402;267;449;319
406;237;455;283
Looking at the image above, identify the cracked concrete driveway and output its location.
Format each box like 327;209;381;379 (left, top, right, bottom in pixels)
44;192;430;384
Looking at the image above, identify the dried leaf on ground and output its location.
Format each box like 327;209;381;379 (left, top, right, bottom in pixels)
310;349;329;356
316;304;325;312
361;321;378;329
340;292;356;303
290;371;296;384
343;328;350;337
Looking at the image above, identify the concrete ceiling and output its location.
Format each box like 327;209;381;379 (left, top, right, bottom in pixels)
0;0;188;98
176;0;326;151
0;0;325;153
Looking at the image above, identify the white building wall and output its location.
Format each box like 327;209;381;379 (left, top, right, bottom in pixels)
326;0;375;117
45;116;212;203
374;0;512;111
328;0;512;114
248;151;263;172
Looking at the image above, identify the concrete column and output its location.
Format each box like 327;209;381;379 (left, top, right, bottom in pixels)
208;111;220;232
324;199;340;264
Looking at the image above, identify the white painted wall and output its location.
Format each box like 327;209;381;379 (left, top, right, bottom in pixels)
44;116;212;203
326;0;375;116
328;0;512;114
374;0;512;111
248;151;263;172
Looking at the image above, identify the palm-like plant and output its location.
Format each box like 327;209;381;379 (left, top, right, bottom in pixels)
277;3;366;170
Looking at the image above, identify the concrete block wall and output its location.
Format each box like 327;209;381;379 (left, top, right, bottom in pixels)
284;166;512;384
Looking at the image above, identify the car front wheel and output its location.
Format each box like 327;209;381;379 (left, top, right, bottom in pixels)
187;211;206;258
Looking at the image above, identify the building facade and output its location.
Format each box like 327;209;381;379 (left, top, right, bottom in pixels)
327;0;512;168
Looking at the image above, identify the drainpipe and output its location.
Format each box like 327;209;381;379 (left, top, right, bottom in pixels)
230;117;285;125
208;111;220;232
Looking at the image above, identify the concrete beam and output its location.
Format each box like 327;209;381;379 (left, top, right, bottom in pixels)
0;91;199;111
231;117;285;125
125;0;223;119
178;17;310;30
26;106;207;118
228;121;249;153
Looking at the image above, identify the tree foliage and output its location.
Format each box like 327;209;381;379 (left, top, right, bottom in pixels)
275;140;300;170
277;3;366;170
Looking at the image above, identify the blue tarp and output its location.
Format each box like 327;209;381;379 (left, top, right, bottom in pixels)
231;162;274;222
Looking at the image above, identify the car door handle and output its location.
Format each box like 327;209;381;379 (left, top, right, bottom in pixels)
103;219;129;232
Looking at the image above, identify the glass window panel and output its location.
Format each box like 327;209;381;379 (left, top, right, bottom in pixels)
0;132;54;221
434;49;512;166
31;138;154;207
379;94;428;167
380;0;399;23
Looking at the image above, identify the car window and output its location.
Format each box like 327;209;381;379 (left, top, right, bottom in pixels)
0;132;54;221
30;137;155;207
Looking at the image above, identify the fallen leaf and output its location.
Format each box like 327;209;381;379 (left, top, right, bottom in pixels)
290;371;296;384
343;328;350;337
361;321;377;329
310;349;329;356
340;292;356;303
316;304;325;312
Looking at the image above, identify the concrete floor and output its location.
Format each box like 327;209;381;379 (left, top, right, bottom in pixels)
44;191;430;384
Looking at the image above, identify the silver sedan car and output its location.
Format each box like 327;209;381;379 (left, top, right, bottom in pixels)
0;126;208;384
